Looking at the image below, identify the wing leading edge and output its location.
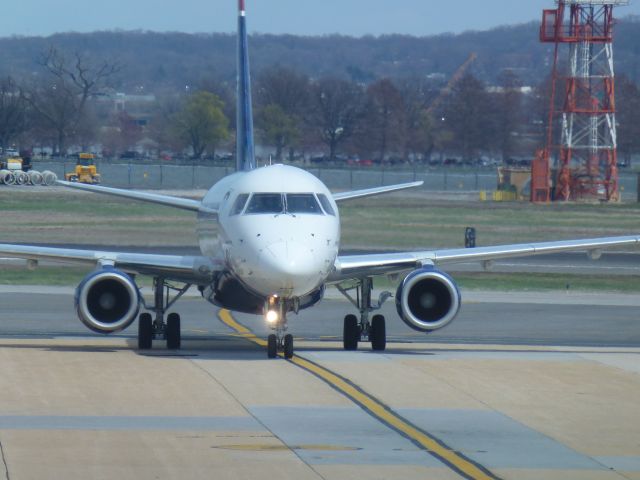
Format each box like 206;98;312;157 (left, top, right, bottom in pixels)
331;235;640;281
0;244;221;284
57;181;215;213
332;181;423;202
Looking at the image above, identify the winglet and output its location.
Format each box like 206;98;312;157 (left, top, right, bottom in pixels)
236;0;256;171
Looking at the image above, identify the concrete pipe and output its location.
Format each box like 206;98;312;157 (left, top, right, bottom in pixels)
0;170;16;185
15;171;29;185
42;171;58;186
28;170;44;186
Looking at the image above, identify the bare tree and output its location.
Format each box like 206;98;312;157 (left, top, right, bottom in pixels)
363;79;405;162
256;67;311;161
257;66;310;117
397;77;437;162
495;69;524;162
0;77;29;151
309;77;365;161
616;75;640;168
443;73;493;161
25;48;120;154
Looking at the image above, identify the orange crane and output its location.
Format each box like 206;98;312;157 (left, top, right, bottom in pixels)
426;52;478;115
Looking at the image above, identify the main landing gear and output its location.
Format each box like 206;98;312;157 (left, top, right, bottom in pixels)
265;296;294;359
337;277;392;352
138;277;191;350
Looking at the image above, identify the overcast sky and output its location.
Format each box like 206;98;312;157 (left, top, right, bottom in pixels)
4;0;640;38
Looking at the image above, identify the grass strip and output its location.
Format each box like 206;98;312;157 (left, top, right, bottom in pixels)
1;265;637;293
0;266;153;288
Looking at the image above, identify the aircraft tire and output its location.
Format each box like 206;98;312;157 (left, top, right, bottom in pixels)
167;313;181;350
370;314;386;351
343;314;359;351
138;313;153;350
267;334;277;358
284;334;294;359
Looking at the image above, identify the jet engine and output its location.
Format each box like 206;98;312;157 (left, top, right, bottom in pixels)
75;268;140;333
395;267;461;332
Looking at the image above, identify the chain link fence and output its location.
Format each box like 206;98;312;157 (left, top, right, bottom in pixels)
31;160;640;200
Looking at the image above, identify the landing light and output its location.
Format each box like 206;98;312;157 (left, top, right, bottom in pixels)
266;310;279;324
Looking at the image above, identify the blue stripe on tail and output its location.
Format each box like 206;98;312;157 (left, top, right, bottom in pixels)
236;7;256;172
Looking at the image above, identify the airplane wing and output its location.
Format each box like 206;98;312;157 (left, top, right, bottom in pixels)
57;181;215;213
0;244;222;284
330;235;640;281
332;181;423;202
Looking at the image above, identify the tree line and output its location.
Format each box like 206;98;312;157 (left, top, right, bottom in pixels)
2;49;640;166
4;20;640;92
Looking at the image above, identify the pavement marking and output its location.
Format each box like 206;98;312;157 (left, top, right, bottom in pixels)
217;309;500;480
218;310;267;346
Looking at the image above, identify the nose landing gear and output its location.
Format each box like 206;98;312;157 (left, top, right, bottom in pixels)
267;332;294;359
265;296;294;359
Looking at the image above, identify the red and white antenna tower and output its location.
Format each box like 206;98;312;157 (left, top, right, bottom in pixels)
538;0;628;202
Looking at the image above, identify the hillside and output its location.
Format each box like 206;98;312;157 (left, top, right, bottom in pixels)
1;17;639;91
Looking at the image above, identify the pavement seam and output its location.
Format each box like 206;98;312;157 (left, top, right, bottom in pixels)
190;329;328;480
419;353;635;479
217;309;501;480
0;437;10;480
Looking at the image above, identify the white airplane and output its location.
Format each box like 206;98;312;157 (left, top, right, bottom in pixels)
0;1;638;358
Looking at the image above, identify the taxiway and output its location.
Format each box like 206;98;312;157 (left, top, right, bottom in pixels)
0;289;637;479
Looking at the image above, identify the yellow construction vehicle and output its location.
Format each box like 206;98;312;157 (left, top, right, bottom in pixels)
65;153;100;184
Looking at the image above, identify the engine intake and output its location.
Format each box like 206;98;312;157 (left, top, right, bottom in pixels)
395;268;461;332
75;268;140;333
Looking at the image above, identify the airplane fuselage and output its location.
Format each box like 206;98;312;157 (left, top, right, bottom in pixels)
197;164;340;301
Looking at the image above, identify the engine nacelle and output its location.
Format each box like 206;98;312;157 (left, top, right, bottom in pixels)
75;268;140;333
395;267;461;332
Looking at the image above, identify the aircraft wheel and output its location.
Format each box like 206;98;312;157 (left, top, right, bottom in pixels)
138;313;153;350
370;314;386;351
166;312;181;350
267;334;277;358
283;334;294;359
343;314;359;351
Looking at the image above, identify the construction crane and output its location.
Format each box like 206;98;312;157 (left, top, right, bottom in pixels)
426;52;478;116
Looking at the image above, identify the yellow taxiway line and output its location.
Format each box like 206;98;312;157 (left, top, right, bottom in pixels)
217;309;499;480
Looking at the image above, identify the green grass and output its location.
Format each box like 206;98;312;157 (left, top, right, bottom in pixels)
1;189;639;291
0;266;157;287
0;266;91;286
0;190;196;245
374;272;640;293
339;197;640;249
1;265;637;293
3;189;639;249
452;272;640;292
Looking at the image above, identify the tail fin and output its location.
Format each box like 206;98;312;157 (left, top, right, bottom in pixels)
236;0;256;171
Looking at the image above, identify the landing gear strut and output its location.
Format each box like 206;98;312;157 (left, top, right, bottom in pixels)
337;277;391;352
137;277;191;350
265;296;294;359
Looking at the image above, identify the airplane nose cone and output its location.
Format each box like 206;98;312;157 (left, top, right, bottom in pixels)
259;241;320;295
263;241;317;277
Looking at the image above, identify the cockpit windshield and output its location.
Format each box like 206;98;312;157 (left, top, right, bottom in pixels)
286;194;323;214
316;194;335;216
245;193;284;214
242;193;325;215
230;193;250;215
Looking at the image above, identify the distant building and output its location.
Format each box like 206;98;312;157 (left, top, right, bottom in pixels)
95;91;157;126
